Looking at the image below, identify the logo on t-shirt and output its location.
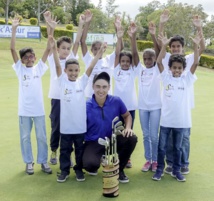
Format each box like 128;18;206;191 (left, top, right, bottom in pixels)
64;88;72;95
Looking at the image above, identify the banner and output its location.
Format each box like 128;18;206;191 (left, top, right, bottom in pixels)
73;32;116;45
0;25;41;39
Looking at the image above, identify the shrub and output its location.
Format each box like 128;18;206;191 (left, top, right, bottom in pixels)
40;26;74;39
199;54;214;69
136;40;154;51
0;20;5;24
65;24;73;30
29;18;38;25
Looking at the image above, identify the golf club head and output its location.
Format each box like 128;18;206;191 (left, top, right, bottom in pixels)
114;121;123;128
112;116;119;124
98;138;107;146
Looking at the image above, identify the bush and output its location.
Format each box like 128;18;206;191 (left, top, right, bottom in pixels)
29;18;38;25
41;26;74;39
0;20;4;24
65;24;73;30
136;40;154;51
199;54;214;69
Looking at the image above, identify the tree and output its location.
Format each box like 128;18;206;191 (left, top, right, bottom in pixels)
105;0;118;18
96;0;102;10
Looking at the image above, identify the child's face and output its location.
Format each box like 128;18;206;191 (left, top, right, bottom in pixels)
57;41;72;59
21;52;36;67
170;41;183;54
120;55;131;70
143;53;155;68
64;64;80;81
170;61;184;77
91;43;102;58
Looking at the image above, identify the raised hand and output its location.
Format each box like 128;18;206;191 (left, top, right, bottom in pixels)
114;15;121;31
43;11;52;22
192;15;202;28
100;42;107;53
158;33;171;47
11;16;20;29
47;14;59;30
79;14;85;25
84;9;93;23
190;31;202;46
127;22;137;38
160;9;170;23
148;21;156;35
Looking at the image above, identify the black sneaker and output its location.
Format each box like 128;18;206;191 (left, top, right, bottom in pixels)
119;171;129;183
171;172;186;182
75;169;85;182
164;165;173;174
181;166;190;175
57;173;69;183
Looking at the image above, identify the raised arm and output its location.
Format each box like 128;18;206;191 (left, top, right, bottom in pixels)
44;11;59;55
190;32;202;74
156;34;172;73
158;9;170;48
148;21;160;58
192;15;205;56
114;26;124;67
49;35;62;77
80;9;93;56
128;22;139;66
85;43;107;77
41;36;52;63
10;17;20;63
72;14;85;56
114;16;124;51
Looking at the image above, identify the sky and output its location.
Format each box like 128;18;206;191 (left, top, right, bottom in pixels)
90;0;214;20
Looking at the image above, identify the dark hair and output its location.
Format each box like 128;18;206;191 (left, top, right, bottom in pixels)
119;51;132;64
143;48;156;57
57;36;72;48
91;40;102;49
169;35;185;47
65;58;79;69
19;47;35;59
168;54;186;69
93;72;110;84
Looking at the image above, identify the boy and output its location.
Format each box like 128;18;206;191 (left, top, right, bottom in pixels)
156;11;205;175
152;32;202;182
50;35;107;182
43;12;85;166
10;17;52;175
80;10;122;99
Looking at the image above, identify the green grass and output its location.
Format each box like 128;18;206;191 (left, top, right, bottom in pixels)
0;38;214;201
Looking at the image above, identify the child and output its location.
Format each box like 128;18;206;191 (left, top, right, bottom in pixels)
10;17;52;175
80;10;122;98
152;32;202;182
50;35;107;182
43;11;85;166
129;22;162;172
113;23;138;168
157;11;205;175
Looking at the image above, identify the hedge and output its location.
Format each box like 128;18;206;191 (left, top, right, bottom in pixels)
199;54;214;69
137;40;154;51
40;26;74;39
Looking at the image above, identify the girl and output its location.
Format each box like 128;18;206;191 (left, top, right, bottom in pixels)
129;22;162;172
113;23;139;168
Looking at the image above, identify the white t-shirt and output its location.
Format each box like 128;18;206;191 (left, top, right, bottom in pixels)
162;52;196;108
58;73;88;134
82;51;115;98
137;63;162;110
160;70;197;128
47;52;77;99
12;60;48;116
113;64;138;111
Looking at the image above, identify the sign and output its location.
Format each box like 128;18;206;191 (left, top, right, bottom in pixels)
0;25;41;39
73;32;115;45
